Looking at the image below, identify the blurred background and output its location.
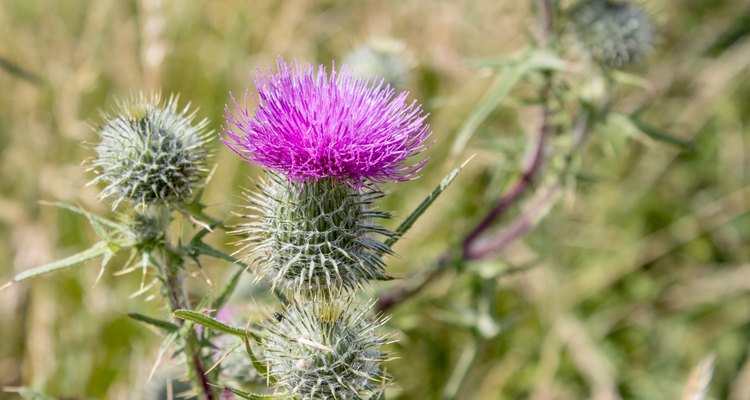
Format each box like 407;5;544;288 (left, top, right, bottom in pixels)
0;0;748;399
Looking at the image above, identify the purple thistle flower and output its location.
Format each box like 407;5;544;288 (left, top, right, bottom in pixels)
222;57;431;186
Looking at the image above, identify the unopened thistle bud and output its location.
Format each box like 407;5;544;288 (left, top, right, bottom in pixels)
236;172;391;292
90;93;212;209
569;0;654;67
344;38;411;90
261;296;390;399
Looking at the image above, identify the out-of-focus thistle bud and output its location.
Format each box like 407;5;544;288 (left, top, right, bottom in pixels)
569;0;654;67
344;38;411;90
261;296;390;399
235;172;392;292
90;93;212;209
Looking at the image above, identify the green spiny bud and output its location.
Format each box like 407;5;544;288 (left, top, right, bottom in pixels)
569;0;654;67
235;172;392;293
261;296;390;399
344;38;411;90
122;206;169;250
89;93;212;209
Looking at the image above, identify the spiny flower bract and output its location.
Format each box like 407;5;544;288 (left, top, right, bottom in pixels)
261;296;390;399
569;0;654;67
222;57;430;187
90;93;211;209
235;172;392;293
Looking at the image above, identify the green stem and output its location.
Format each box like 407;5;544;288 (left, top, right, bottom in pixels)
160;233;216;400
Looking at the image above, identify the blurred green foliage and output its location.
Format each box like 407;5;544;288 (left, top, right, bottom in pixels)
0;0;748;399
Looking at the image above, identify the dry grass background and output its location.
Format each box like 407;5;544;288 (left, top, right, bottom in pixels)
0;0;748;399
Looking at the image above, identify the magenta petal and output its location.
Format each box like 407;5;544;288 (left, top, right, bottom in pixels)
222;57;431;187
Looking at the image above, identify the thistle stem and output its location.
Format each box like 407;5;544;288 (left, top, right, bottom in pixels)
462;101;551;259
160;244;216;400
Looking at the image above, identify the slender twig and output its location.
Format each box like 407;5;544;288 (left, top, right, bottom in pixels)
463;100;551;259
467;185;560;259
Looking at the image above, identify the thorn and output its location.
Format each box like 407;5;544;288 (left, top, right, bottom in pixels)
460;153;477;169
113;264;140;276
94;264;107;286
197;267;213;286
0;281;13;293
187;213;212;232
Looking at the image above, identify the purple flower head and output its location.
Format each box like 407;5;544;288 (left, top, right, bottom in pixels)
222;57;431;186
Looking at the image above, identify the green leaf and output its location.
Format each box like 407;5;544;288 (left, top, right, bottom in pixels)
628;115;695;150
450;57;531;156
385;156;472;249
190;242;239;265
127;312;179;332
11;241;114;283
41;201;125;232
174;309;247;337
211;267;245;316
245;335;273;383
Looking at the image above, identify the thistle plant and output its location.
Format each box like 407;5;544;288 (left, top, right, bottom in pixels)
219;57;432;398
4;1;682;398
